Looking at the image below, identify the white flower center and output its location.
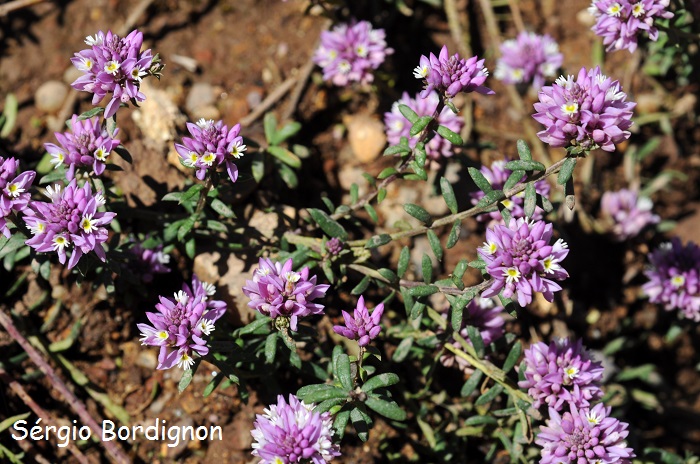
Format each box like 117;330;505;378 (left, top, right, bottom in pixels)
632;2;645;17
104;60;121;75
503;267;521;283
607;2;622;16
561;101;579;117
671;275;686;288
81;215;95;233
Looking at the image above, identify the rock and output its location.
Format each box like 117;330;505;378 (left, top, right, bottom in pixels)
63;66;83;86
576;7;596;27
131;80;184;150
190;104;221;122
186;82;216;115
35;80;68;113
136;350;158;370
635;93;663;114
344;114;386;164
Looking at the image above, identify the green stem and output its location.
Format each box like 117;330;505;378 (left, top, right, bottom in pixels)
193;176;213;227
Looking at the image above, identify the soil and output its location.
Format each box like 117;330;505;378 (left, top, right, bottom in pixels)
0;0;699;463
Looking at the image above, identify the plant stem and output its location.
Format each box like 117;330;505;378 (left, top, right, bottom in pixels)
194;176;213;226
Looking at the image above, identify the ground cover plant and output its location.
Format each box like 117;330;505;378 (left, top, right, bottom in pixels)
0;0;699;462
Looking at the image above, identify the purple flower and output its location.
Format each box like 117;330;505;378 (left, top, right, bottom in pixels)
600;188;659;241
536;402;635;464
71;30;154;119
590;0;673;53
333;296;384;347
242;258;330;331
469;159;551;224
251;394;340;464
174;118;245;183
642;238;700;321
313;20;392;86
519;338;604;411
439;297;505;373
384;91;465;160
126;238;171;283
325;237;343;256
494;32;563;90
44;114;121;180
24;181;115;269
478;218;569;307
0;156;35;238
414;45;493;99
533;67;635;152
137;275;226;370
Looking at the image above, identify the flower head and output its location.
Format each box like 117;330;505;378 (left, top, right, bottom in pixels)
469;159;551;224
519;338;604;411
242;258;330;331
325;237;344;256
494;32;563;89
439;297;505;373
44;115;120;180
174;119;245;183
137;275;226;370
126;237;171;283
333;296;384;347
70;29;155;118
0;156;36;238
384;91;465;160
536;403;635;464
313;20;392;86
533;67;635;152
24;180;115;269
478;218;569;307
600;188;659;241
590;0;673;53
642;238;700;321
251;394;340;464
415;45;493;99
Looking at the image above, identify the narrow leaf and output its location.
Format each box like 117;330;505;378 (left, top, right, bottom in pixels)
308;208;348;240
502;341;522;373
516;139;532;160
392;337;413;362
437;124;463;145
407;285;438;297
557;157;577;185
505;160;546;172
409;116;433;137
446;220;460;249
397;246;410;278
398;104;419;123
466;325;485;357
377;167;397;179
268;146;301;168
362;373;400;393
421;254;432;284
475;384;504;406
440;177;458;214
365;397;407;421
461;370;483;397
426;229;443;261
404;203;431;225
523;182;537;219
365;234;391;249
503;170;525;191
468;167;493;193
210;198;236;218
383;144;412;156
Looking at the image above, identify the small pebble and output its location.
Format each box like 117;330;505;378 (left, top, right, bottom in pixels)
63;66;82;85
185;82;216;114
344;114;386;164
35;80;68;113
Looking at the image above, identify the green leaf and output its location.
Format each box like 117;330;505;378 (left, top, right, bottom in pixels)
539;193;554;213
409;116;433;137
475;384;504;406
398;104;419;123
333;410;350;440
383;144;411;156
270;121;302;145
476;189;505;208
453;259;469;280
308;208;348;240
440;177;458;214
365;397;407;421
75;106;104;122
468;167;493;193
184;237;196;259
278;162;298;188
350;184;359;204
113;145;132;163
397;246;410;278
235;316;271;336
502;341;522;373
523;182;537;219
39;168;68;185
437;125;463;145
206;220;228;232
162;191;184;202
177;216;196;241
461;370;483;397
321;196;335;212
350;407;371;442
297;384;348;403
404;203;431;224
392;337;414;362
505;160;546;172
0;412;30;433
450;296;469;331
407;285;438;297
516;139;532;161
351;275;371;295
503;170;525;191
178;366;195;392
251;151;265;183
557;157;577;185
268;145;302;168
362;373;400;393
203;371;224;397
446;220;460;249
264;333;278;364
364;204;378;223
377;188;387;204
179;184;205;205
263;112;278;144
426;229;443;261
378;268;398;284
365;234;391;249
377;167;397;180
421;254;433;284
333;346;353;390
466;325;485;357
210;198;236;218
0;94;18;138
0;234;27;260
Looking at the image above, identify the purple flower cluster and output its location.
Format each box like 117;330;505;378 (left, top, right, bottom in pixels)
600;188;659;241
127;239;171;283
242;258;330;331
479;218;569;307
642;238;700;321
251;394;340;464
24;181;115;269
138;275;226;370
384;91;465;160
414;45;493;99
174;118;246;183
333;295;384;347
519;338;604;411
44;115;121;180
537;403;635;464
469;159;551;224
0;156;35;238
494;32;563;89
590;0;673;53
71;30;154;118
440;297;505;373
325;237;344;256
313;20;392;86
533;67;635;152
